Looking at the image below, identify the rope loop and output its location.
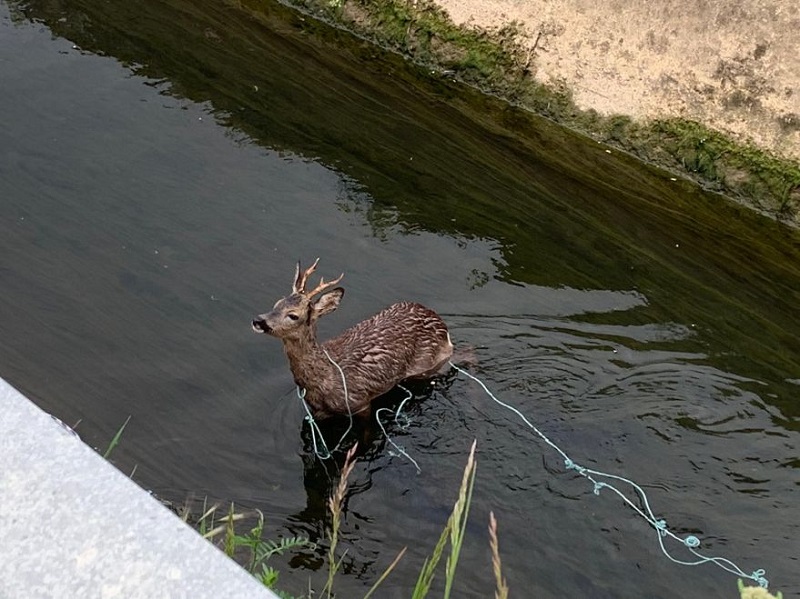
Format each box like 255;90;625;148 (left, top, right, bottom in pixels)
375;385;421;473
751;570;768;588
655;519;668;536
298;350;421;471
684;535;700;548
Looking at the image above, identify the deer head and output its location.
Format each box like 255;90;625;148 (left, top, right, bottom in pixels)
251;258;344;340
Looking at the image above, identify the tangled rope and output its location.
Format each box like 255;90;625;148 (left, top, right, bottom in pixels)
300;348;418;469
297;348;353;460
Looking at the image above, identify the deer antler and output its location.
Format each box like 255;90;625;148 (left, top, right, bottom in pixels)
306;272;344;298
292;258;320;294
293;258;343;296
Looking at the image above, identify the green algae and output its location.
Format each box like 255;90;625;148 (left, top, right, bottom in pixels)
281;0;800;225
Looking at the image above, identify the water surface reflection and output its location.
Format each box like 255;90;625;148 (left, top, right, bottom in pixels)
1;1;798;596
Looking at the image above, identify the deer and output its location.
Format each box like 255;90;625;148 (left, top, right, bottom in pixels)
251;259;454;419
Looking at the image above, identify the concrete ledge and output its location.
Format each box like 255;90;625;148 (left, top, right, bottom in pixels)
0;378;277;599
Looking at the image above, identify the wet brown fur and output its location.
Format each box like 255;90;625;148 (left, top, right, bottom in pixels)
252;261;453;418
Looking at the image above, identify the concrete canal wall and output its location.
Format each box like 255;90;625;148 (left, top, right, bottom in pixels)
0;378;277;599
433;0;800;160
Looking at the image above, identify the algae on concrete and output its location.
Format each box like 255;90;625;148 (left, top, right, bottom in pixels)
271;0;800;225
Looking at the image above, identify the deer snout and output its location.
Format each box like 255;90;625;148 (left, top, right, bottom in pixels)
251;317;271;334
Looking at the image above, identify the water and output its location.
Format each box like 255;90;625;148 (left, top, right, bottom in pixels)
1;0;799;596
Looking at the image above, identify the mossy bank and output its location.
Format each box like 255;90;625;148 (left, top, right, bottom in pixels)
268;0;800;226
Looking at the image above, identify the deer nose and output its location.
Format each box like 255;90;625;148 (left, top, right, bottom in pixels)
251;318;270;334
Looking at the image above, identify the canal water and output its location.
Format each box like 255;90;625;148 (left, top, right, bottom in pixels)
1;0;798;596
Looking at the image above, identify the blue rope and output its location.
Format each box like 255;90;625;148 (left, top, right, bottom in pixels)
297;387;333;460
297;348;355;460
449;361;769;589
376;385;421;473
295;352;770;589
299;351;420;471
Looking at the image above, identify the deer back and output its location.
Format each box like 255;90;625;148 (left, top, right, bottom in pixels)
317;301;452;410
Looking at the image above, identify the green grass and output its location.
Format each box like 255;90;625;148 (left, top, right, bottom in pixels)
186;441;779;598
187;440;501;597
98;417;310;595
316;439;506;598
92;382;493;595
182;499;313;598
102;415;131;459
411;439;477;598
646;119;800;216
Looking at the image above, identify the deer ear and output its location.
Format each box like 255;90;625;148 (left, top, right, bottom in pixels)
311;287;344;318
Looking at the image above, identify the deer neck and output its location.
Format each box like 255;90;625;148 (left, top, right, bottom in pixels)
280;329;337;400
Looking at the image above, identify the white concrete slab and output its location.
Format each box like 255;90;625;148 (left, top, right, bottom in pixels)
0;378;277;599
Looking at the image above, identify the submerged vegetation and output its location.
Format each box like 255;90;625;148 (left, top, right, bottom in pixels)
256;0;800;224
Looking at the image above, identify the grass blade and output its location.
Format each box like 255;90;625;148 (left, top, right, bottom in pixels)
363;546;407;599
102;415;131;458
323;444;358;598
488;511;509;599
443;439;477;599
412;440;477;599
224;502;237;557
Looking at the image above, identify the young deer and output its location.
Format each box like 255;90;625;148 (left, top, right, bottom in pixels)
252;259;453;419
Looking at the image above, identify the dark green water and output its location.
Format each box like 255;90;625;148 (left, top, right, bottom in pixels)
1;0;798;596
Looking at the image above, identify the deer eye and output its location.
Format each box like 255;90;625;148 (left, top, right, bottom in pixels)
286;313;299;321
